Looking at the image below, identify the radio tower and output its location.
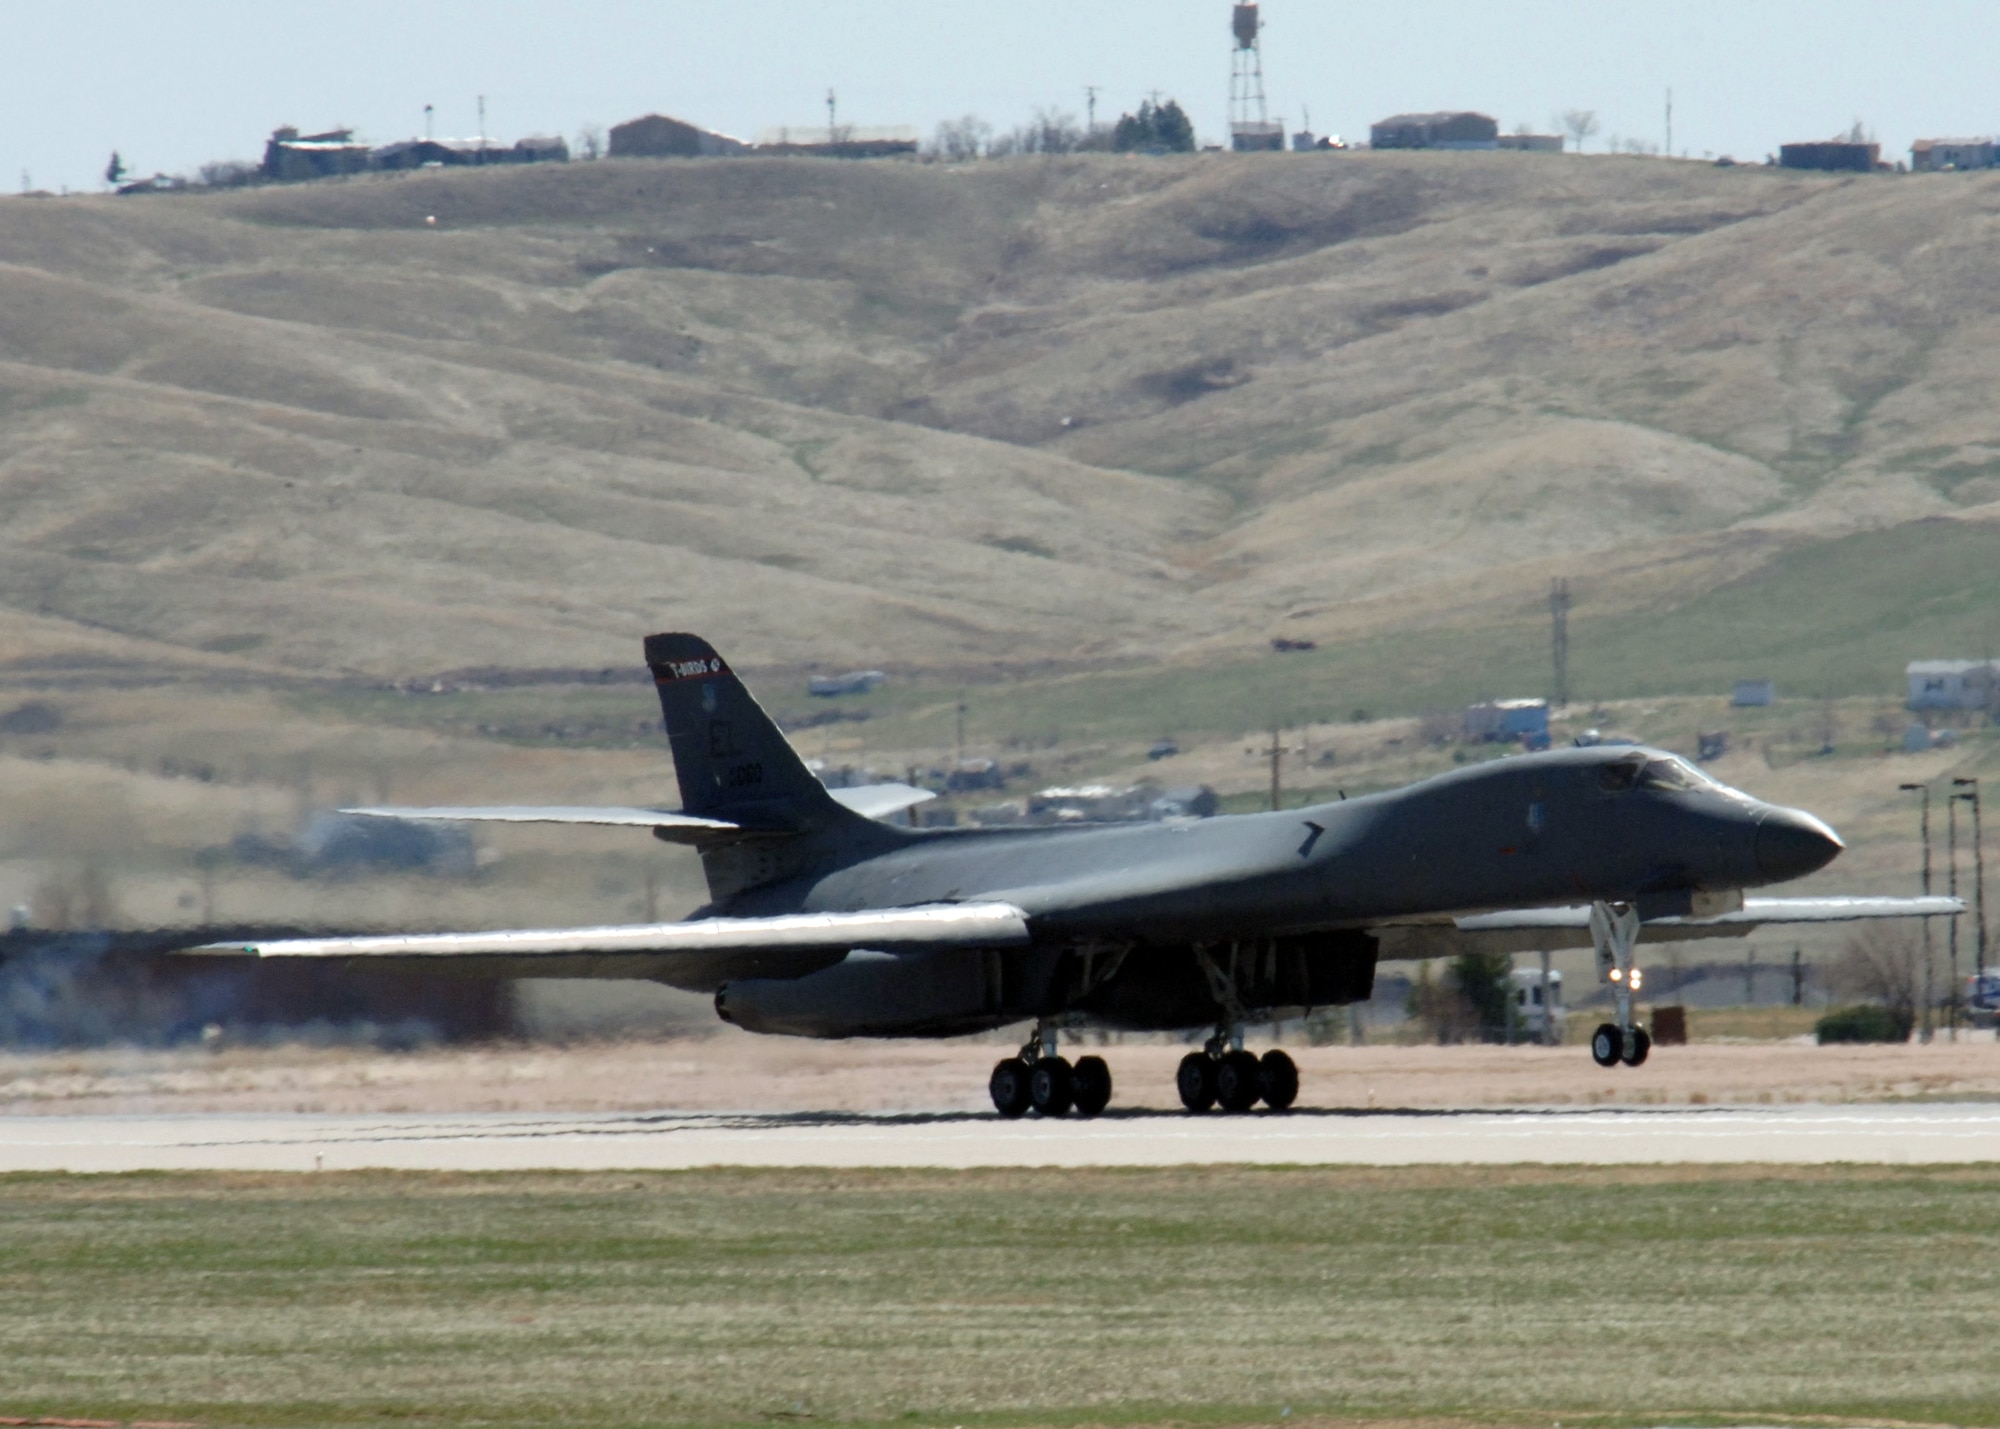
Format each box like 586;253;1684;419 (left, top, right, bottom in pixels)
1229;5;1283;151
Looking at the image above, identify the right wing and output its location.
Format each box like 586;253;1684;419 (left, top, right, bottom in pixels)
180;901;1031;991
1376;895;1963;960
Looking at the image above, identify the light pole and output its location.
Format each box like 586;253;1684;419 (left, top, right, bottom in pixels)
1954;776;1986;994
1900;782;1935;1043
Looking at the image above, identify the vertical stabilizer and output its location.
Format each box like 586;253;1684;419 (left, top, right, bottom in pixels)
643;633;843;828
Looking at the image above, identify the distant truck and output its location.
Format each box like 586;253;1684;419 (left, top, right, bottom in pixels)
1508;966;1566;1043
807;670;886;697
1465;699;1550;749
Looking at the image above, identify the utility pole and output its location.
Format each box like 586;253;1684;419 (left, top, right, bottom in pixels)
1268;725;1283;811
955;700;967;764
424;103;434;140
1954;776;1986;991
1901;782;1934;1042
1540;948;1555;1046
1791;947;1804;1006
1549;579;1571;710
826;88;838;139
1085;85;1100;135
477;94;487;146
1665;87;1673;159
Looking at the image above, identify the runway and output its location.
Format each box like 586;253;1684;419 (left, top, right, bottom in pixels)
4;1103;1998;1172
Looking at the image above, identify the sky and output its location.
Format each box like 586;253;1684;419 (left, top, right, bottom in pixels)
4;0;1997;192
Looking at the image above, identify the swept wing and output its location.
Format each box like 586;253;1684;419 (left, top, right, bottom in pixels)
1376;895;1962;959
182;901;1031;991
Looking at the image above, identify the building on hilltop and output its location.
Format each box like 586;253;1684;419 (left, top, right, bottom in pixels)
753;125;919;158
262;127;567;182
1779;139;1880;172
262;127;371;181
1912;138;1996;171
608;114;748;159
371;135;569;170
1369;112;1499;150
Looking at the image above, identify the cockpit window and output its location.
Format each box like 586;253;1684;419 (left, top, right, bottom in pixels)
1597;755;1644;793
1640;756;1714;793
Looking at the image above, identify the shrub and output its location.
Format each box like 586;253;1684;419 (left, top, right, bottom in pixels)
1815;1004;1913;1044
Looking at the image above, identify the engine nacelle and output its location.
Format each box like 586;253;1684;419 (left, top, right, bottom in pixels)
715;948;1006;1039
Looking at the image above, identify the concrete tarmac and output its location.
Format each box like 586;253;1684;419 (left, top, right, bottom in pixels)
3;1103;1998;1172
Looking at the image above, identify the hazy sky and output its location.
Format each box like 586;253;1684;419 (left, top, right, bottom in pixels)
6;1;1996;192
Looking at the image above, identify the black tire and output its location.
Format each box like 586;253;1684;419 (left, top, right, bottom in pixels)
1215;1049;1264;1112
1259;1049;1300;1111
989;1058;1032;1118
1590;1022;1624;1068
1028;1056;1073;1117
1070;1055;1113;1117
1176;1051;1217;1112
1622;1027;1652;1067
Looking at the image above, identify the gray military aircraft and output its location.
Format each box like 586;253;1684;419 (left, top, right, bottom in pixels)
193;633;1957;1117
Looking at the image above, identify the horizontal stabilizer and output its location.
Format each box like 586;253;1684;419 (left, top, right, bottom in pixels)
180;902;1032;991
827;783;936;820
340;805;742;845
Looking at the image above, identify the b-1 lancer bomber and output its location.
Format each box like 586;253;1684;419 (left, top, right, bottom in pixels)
192;634;1956;1118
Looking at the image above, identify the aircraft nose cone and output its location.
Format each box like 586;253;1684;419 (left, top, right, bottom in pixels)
1755;807;1844;882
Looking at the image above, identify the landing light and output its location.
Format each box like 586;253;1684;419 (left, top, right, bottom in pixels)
1630;968;1644;990
1608;968;1622;982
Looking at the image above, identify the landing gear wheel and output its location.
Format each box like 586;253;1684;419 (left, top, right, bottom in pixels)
1176;1051;1217;1112
1028;1056;1073;1117
1215;1049;1264;1113
1070;1055;1113;1117
1259;1049;1299;1111
1590;1022;1624;1068
1622;1027;1652;1068
989;1059;1032;1118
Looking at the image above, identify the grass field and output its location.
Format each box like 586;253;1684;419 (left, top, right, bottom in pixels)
3;1167;1996;1428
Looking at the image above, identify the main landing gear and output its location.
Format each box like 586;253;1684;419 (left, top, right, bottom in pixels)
1176;1033;1299;1114
988;1021;1300;1117
990;1022;1112;1119
1588;901;1651;1069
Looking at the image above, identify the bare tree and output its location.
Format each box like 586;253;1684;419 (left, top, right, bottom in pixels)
928;114;991;162
575;125;604;161
993;107;1085;158
1559;109;1600;154
1831;924;1930;1023
197;159;259;188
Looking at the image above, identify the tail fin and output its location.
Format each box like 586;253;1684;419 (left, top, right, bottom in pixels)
644;633;846;830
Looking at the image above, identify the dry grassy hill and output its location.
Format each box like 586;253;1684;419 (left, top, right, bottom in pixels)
6;151;2000;687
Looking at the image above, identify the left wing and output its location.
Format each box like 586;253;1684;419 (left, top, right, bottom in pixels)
180;901;1031;991
1376;896;1963;960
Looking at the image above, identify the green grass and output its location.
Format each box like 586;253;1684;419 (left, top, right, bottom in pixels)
274;518;2000;758
2;1167;1998;1428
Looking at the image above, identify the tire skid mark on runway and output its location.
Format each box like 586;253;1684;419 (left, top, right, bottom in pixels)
3;1104;1997;1170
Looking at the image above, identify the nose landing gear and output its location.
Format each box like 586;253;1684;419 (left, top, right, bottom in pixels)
1588;902;1652;1069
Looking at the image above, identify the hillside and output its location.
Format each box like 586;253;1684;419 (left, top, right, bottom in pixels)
3;151;2000;690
